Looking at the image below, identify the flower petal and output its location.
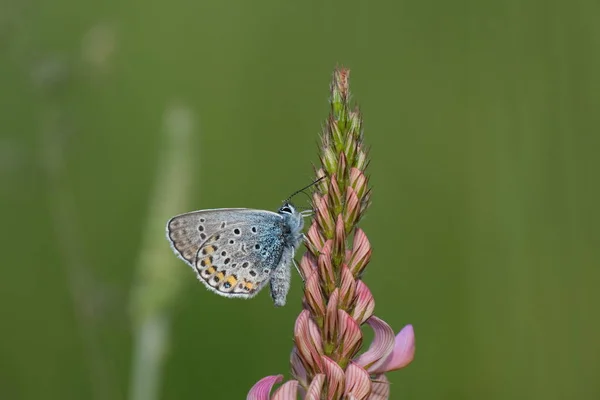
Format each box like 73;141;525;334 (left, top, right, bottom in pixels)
354;316;394;372
344;362;371;400
370;325;415;374
271;380;299;400
349;167;368;198
294;310;324;374
299;253;317;281
324;289;339;343
333;214;346;259
315;194;334;236
318;242;335;290
304;269;326;317
346;229;371;276
290;347;308;387
337;310;363;361
247;375;283;400
322;356;345;400
367;374;389;400
335;149;348;178
328;174;343;214
344;187;360;229
352;281;375;325
305;223;325;255
304;374;325;400
339;265;356;309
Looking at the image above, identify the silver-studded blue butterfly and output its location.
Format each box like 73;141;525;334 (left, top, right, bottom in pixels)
166;202;309;306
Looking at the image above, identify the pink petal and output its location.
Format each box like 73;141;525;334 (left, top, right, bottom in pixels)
315;195;334;234
318;243;335;289
344;187;360;229
339;265;356;309
290;347;308;387
247;375;283;400
337;310;363;361
349;167;368;198
344;362;371;400
322;356;345;400
271;380;299;400
304;374;325;400
346;229;371;276
305;222;325;255
367;374;389;400
321;239;333;257
304;270;326;317
328;175;343;212
333;214;346;258
324;289;339;343
370;325;415;374
354;316;394;372
299;253;317;281
294;310;324;374
352;281;375;325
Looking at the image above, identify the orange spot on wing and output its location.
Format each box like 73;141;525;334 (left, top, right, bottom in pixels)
226;275;238;286
202;245;215;255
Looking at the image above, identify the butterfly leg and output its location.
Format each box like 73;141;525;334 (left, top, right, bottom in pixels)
292;257;304;282
300;209;314;217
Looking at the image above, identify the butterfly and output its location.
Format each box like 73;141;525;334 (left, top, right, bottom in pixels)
166;202;310;306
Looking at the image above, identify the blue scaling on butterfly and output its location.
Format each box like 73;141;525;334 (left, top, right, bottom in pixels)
165;181;320;306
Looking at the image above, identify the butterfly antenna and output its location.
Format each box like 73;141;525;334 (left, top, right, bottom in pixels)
285;176;325;203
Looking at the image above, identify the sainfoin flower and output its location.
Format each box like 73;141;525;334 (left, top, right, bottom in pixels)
248;68;415;400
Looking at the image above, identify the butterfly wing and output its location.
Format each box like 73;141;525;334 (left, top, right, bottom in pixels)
167;209;287;299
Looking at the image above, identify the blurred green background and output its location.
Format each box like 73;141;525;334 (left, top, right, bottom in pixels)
1;0;599;399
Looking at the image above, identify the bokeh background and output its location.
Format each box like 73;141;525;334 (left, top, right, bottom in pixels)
1;0;599;399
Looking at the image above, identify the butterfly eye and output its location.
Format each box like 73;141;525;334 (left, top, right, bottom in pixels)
280;204;293;214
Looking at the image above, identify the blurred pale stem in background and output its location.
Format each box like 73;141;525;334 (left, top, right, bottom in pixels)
128;104;196;400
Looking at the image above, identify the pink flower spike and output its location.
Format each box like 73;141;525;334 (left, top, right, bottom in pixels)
354;316;394;372
271;380;299;400
322;356;345;400
304;374;325;400
367;374;390;400
247;375;283;400
370;325;415;374
344;362;371;400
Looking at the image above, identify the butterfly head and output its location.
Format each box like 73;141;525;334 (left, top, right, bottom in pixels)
278;202;305;240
